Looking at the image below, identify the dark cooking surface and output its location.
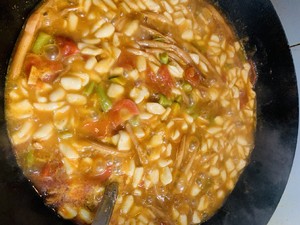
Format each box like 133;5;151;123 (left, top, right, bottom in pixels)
0;0;298;225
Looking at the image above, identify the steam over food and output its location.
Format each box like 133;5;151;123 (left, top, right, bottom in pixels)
5;0;256;224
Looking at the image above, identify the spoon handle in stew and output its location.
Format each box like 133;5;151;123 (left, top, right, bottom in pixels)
92;182;119;225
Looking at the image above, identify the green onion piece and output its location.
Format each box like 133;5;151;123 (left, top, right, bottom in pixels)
96;85;112;112
187;108;199;119
182;82;193;92
159;52;169;64
32;32;53;54
84;81;96;96
153;36;165;42
159;94;173;107
129;116;140;127
175;95;183;104
26;149;34;168
109;76;126;85
59;132;73;140
186;104;201;118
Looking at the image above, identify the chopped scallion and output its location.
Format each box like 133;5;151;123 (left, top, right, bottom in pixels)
187;105;200;118
153;36;165;42
159;52;169;64
26;149;34;168
129;116;140;127
182;82;193;92
96;85;112;112
32;32;53;54
175;95;183;104
59;132;73;140
159;94;173;107
109;75;126;85
84;81;96;96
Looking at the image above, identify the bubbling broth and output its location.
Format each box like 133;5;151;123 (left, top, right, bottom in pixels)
5;0;256;224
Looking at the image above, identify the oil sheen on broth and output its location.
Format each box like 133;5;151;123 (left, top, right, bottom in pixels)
5;0;256;224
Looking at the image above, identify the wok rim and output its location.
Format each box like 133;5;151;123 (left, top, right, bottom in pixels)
0;0;298;225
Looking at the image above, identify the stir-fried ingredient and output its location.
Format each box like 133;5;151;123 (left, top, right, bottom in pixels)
5;0;256;225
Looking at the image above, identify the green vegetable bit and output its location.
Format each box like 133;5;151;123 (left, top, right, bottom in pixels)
159;94;173;107
186;104;201;119
182;82;193;92
59;132;73;140
84;81;96;96
129;116;140;127
153;36;165;42
175;95;183;104
32;32;53;54
96;85;112;112
109;75;126;85
26;149;34;168
159;52;169;64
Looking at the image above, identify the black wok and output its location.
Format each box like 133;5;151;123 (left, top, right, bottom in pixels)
0;0;298;225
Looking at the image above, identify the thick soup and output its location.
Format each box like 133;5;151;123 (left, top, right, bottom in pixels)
5;0;256;224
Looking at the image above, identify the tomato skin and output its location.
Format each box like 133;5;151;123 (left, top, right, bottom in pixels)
109;99;139;128
24;36;79;85
239;91;248;109
115;49;136;70
40;161;62;178
82;116;112;138
184;66;203;87
55;36;79;57
24;54;43;74
41;163;51;178
146;65;174;96
24;54;64;83
82;99;139;138
96;166;112;182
